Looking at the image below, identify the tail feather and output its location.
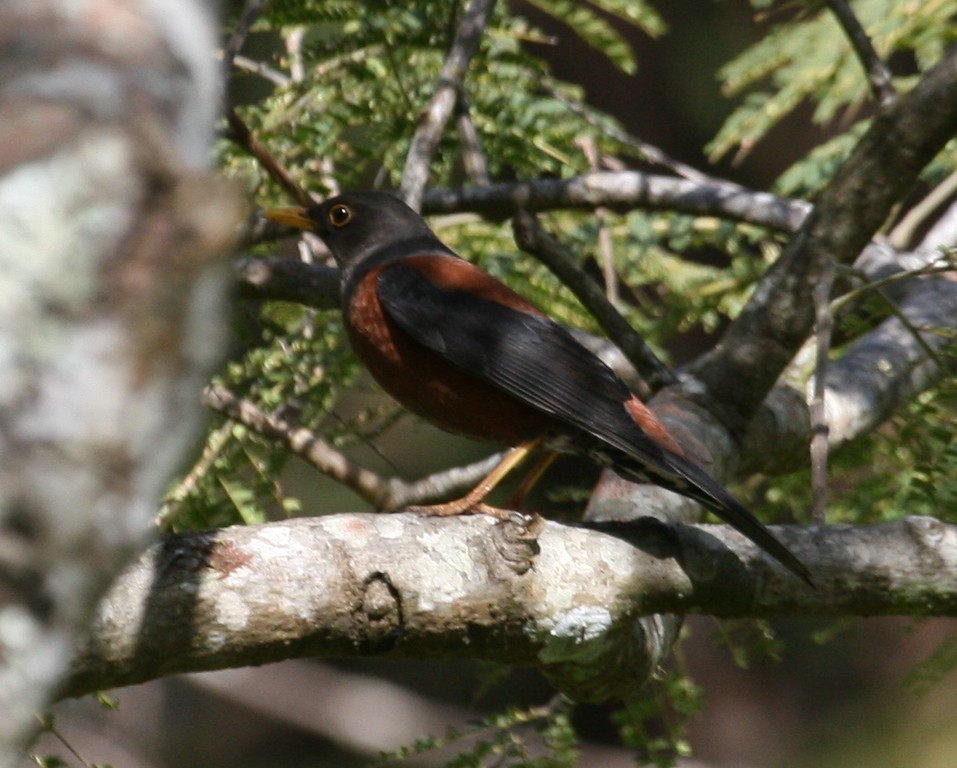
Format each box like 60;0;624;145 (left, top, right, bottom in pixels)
612;449;813;585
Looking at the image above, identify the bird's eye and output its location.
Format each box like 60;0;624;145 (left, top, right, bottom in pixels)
328;204;353;228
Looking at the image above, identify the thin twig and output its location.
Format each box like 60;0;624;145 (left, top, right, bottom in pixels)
917;198;957;251
36;715;96;768
512;211;674;392
231;54;291;87
869;289;945;366
577;136;619;304
222;0;269;74
225;108;313;206
831;259;956;315
456;93;491;186
542;80;720;185
810;260;835;524
286;26;306;82
825;0;896;106
203;384;508;510
156;421;235;528
399;0;498;210
889;168;957;249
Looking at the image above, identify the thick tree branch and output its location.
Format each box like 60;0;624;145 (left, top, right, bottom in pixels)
0;1;235;761
690;48;957;432
66;513;957;703
249;171;810;248
822;275;957;449
234;255;340;309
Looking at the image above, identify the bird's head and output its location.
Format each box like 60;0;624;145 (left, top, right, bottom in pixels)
262;192;447;274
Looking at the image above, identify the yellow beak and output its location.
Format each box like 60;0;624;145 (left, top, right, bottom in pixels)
261;207;314;231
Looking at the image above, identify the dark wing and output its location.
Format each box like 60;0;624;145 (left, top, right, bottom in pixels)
375;257;667;465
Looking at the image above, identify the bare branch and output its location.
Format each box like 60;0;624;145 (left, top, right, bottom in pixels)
225;108;313;206
542;81;724;185
231;54;290;87
455;94;491;186
246;171;810;247
399;0;498;210
889;167;957;249
203;384;507;510
810;260;835;523
234;255;340;308
825;0;896;106
65;513;957;702
823;276;957;450
423;171;810;231
222;0;268;74
577;136;620;304
740;266;957;478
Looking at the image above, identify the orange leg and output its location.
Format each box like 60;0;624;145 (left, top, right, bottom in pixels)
507;451;558;508
405;440;540;520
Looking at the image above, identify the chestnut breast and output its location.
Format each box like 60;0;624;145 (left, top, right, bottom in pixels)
344;261;555;444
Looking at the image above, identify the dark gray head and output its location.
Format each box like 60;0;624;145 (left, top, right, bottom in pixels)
263;192;450;272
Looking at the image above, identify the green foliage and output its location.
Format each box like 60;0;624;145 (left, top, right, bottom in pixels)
907;628;957;695
375;698;580;767
162;313;367;530
709;0;957;194
830;375;957;524
762;352;957;527
614;663;702;767
224;1;656;200
522;0;665;74
714;619;784;669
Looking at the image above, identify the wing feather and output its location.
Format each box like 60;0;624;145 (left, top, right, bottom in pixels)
375;257;665;463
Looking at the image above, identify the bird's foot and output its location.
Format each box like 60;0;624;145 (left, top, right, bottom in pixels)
402;500;543;574
491;510;544;575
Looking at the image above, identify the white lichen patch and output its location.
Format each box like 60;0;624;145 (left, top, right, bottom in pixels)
549;605;613;642
536;605;616;666
532;525;637;613
273;590;319;622
370;515;406;540
215;589;250;631
256;523;293;554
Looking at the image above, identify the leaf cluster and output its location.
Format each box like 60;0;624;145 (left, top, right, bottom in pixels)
709;0;957;196
375;698;581;767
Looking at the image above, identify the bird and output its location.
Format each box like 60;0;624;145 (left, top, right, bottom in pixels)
263;192;812;584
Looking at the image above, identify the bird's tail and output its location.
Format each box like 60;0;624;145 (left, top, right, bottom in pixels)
611;449;813;585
